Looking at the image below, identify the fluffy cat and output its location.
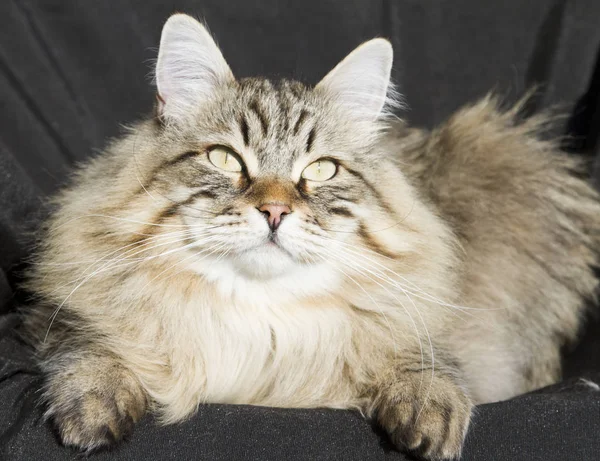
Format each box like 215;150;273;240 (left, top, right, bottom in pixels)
21;13;600;460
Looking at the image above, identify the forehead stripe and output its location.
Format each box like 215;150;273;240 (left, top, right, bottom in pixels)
293;109;309;135
249;99;269;135
239;114;250;146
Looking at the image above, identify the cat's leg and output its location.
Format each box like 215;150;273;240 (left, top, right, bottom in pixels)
21;306;148;451
368;348;472;460
41;347;148;451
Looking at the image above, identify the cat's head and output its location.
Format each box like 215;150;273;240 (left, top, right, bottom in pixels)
136;14;409;286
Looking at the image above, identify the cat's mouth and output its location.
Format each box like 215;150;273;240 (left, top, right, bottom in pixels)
260;233;295;258
221;232;300;279
267;232;279;245
265;233;287;251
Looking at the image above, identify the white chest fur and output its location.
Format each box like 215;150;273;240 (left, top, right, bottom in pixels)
124;261;367;423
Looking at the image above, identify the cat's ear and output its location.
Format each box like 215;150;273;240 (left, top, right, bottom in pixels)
155;14;233;122
316;39;394;119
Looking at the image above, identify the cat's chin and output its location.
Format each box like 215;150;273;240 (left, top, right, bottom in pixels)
232;243;298;279
188;239;309;283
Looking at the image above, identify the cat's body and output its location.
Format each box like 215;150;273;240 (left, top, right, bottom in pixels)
388;100;600;401
22;14;600;460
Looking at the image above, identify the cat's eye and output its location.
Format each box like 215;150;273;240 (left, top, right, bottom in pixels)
301;159;337;182
207;147;243;172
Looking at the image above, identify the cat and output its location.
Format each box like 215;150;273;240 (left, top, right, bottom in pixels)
21;13;600;461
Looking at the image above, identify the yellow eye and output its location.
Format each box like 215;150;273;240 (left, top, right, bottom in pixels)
208;147;243;172
301;159;337;182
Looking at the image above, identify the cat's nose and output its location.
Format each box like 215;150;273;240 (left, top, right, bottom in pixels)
257;203;291;231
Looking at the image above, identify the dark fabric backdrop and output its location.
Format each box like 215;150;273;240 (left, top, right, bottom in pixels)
1;1;600;460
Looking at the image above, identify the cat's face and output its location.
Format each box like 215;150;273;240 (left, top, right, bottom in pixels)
146;14;398;281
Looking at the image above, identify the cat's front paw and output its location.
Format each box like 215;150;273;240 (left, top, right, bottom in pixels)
371;372;472;460
44;364;147;452
49;385;146;451
50;388;144;451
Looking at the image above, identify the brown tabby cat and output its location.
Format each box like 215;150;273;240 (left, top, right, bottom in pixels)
22;13;600;460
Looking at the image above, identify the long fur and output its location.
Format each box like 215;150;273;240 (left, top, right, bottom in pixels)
21;15;600;461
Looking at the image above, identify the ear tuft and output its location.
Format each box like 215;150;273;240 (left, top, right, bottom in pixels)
316;39;396;119
155;14;233;122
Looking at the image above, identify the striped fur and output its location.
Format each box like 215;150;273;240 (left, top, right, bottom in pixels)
21;14;600;461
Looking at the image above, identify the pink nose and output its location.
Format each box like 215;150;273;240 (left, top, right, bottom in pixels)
258;203;291;231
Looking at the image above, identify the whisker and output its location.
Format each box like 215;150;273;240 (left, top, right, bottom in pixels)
320;247;428;391
136;241;229;293
321;236;498;313
45;230;206;294
317;254;399;359
322;246;436;420
43;234;220;342
50;214;195;231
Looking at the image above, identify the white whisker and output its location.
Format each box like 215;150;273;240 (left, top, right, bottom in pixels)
319;247;429;395
45;230;204;294
44;234;220;343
